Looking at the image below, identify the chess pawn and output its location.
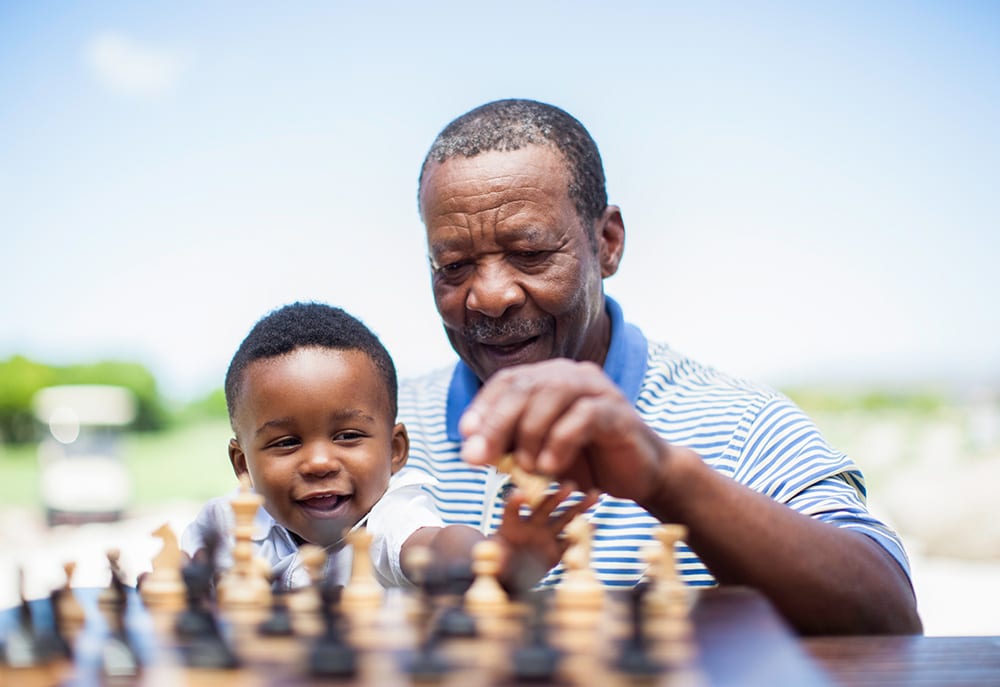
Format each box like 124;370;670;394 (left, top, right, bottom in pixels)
98;548;127;620
340;528;383;613
401;545;433;623
467;539;533;641
140;523;186;613
54;561;87;646
287;544;326;635
464;539;508;614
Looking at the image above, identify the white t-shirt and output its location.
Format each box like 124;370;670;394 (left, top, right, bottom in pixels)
180;469;443;591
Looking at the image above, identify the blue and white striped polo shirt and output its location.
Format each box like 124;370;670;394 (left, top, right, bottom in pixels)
398;297;911;588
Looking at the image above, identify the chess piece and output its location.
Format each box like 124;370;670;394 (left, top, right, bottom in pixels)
309;582;357;677
52;561;86;650
339;528;383;612
217;476;272;612
554;514;604;611
100;552;142;679
286;544;326;616
257;589;295;637
512;590;561;682
175;527;220;640
97;548;127;620
2;568;56;667
435;562;477;639
140;522;186;612
175;553;240;669
402;562;451;681
497;453;552;507
645;523;691;620
615;581;663;677
464;539;508;613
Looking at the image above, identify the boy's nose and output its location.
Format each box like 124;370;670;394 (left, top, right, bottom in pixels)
300;445;342;477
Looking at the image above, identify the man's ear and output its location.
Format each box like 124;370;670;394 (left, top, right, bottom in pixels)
390;423;410;474
595;205;625;278
229;438;250;482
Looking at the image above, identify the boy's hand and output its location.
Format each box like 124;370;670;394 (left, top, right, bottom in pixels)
493;484;598;594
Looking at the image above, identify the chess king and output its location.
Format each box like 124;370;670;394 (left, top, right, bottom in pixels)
178;302;594;597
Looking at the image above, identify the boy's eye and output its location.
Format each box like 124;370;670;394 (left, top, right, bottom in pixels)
270;437;300;449
334;431;365;442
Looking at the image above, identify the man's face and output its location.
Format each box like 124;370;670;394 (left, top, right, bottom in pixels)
228;347;407;548
419;144;622;381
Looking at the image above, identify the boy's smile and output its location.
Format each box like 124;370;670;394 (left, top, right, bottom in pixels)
228;346;408;549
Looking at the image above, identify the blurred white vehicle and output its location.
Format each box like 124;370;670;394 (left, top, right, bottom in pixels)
32;385;136;526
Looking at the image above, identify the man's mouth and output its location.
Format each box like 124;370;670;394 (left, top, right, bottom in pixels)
479;337;538;354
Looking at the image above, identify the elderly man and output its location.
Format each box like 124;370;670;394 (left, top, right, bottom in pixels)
399;98;921;635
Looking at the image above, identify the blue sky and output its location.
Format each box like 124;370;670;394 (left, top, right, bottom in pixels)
1;1;998;401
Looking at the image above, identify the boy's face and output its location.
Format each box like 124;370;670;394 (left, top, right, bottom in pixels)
228;346;407;549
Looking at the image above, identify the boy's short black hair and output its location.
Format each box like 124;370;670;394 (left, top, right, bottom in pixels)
225;302;398;423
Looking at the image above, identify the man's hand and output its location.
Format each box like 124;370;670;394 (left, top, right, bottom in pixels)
459;359;674;506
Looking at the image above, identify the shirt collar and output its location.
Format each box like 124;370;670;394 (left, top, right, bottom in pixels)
445;296;648;442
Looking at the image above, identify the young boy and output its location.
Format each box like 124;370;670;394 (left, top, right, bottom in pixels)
181;301;592;591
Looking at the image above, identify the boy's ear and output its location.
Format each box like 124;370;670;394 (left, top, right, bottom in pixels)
390;423;409;474
229;438;250;481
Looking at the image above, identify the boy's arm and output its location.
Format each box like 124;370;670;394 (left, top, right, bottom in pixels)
402;524;485;581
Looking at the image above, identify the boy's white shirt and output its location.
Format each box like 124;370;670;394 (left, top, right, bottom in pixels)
179;468;443;590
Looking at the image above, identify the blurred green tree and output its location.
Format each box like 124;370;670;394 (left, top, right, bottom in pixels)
0;356;57;443
0;355;169;443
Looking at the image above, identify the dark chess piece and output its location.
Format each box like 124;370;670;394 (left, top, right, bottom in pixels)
512;589;561;682
42;589;74;660
258;589;294;637
101;554;142;679
2;569;56;667
403;560;452;680
435;561;477;639
174;552;216;639
404;623;450;681
308;581;357;677
615;581;663;677
175;528;239;669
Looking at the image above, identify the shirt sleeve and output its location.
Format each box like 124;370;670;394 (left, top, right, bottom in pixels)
733;396;912;579
363;468;445;588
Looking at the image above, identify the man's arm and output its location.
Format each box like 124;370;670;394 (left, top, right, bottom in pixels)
459;359;922;635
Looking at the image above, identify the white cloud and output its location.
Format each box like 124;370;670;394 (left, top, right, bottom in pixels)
85;31;187;98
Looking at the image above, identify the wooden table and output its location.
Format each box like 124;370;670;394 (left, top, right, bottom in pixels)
3;585;998;686
805;634;1000;686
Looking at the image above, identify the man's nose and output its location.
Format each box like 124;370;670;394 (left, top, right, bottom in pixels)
466;259;525;318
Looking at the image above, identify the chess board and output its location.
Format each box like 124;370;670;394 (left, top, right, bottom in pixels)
2;582;833;686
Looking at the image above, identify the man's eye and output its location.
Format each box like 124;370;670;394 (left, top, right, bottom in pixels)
433;260;473;281
511;251;550;267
